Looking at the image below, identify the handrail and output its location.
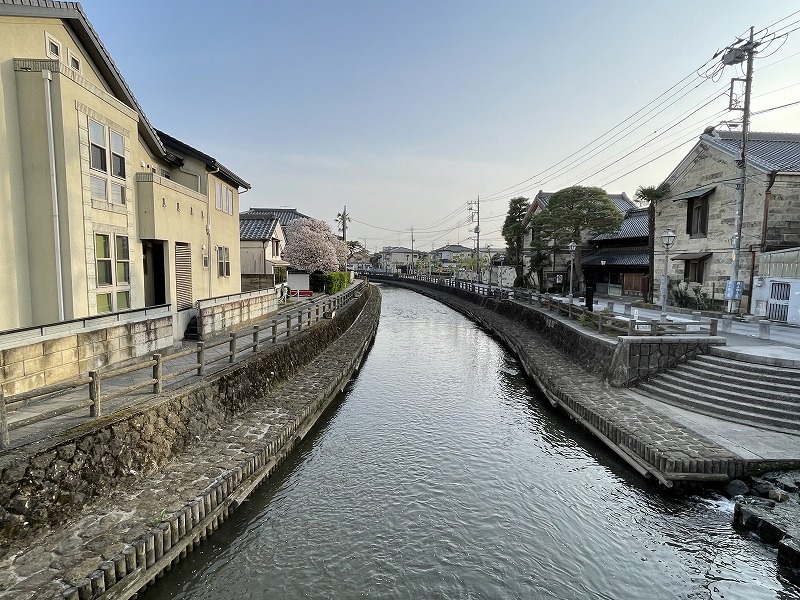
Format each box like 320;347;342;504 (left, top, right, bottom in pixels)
0;281;365;449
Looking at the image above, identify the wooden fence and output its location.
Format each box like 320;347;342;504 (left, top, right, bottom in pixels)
0;284;363;449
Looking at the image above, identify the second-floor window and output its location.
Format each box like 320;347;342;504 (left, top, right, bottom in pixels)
215;182;234;215
89;118;126;204
686;196;708;237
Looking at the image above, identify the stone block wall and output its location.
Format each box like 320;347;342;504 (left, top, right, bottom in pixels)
0;287;373;549
198;290;279;340
607;336;727;387
765;180;800;250
0;316;173;397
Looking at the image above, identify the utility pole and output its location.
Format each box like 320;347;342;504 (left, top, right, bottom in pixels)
469;195;481;283
723;27;758;313
336;206;349;242
410;225;415;275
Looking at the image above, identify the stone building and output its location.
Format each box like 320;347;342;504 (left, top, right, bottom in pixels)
655;128;800;312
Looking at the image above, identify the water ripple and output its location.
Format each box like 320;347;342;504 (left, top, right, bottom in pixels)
142;286;800;600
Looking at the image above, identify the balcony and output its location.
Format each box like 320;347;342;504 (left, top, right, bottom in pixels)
136;173;207;239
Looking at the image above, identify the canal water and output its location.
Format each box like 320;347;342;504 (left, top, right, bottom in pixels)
142;285;800;599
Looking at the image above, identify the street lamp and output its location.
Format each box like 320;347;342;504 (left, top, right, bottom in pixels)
567;240;576;303
660;228;676;317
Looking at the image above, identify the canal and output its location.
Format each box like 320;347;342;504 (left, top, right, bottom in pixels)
141;285;800;599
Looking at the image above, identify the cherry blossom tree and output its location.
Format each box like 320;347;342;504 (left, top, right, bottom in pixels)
283;217;347;272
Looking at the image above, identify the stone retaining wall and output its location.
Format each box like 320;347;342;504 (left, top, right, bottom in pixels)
0;286;373;552
197;289;280;340
0;315;173;397
372;277;724;387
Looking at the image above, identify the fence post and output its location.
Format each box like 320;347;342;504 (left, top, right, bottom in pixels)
152;354;163;394
0;388;8;449
286;314;292;338
598;313;603;334
758;320;771;340
272;319;278;343
628;318;635;336
307;306;312;326
89;370;101;417
568;302;573;319
229;333;236;363
710;318;718;336
650;319;659;336
253;326;259;353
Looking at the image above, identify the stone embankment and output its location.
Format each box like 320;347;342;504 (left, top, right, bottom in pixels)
0;284;381;600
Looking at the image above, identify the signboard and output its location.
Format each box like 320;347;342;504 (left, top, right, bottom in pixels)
686;324;701;332
724;280;745;301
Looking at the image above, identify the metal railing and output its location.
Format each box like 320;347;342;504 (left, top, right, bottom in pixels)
0;283;364;449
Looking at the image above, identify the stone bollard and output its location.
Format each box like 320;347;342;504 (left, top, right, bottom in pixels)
607;301;614;312
720;315;733;333
691;311;701;321
624;303;631;315
759;319;771;340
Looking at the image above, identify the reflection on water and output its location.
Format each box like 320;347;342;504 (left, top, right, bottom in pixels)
141;285;800;600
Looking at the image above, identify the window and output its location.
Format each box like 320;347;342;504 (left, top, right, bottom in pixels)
95;233;131;313
88;118;126;204
686;196;709;237
68;50;81;73
214;181;234;214
684;258;706;284
46;34;61;59
217;246;230;277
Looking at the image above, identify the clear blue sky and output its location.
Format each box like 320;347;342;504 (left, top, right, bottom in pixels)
78;1;800;252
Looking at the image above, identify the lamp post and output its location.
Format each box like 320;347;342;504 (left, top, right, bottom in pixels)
567;240;576;303
660;228;676;317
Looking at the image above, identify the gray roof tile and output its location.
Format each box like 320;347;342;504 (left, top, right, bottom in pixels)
592;207;649;241
242;208;310;227
240;217;278;241
708;130;800;173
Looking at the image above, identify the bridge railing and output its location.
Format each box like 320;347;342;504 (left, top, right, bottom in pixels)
0;282;365;449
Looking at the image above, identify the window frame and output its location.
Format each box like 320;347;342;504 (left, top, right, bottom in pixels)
68;49;82;73
686;195;709;238
88;118;127;204
45;33;61;60
217;246;231;277
95;233;131;313
683;258;706;284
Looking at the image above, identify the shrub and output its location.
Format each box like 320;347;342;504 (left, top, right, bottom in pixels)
310;271;350;294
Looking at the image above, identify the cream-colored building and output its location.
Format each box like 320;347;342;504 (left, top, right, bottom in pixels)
0;1;249;333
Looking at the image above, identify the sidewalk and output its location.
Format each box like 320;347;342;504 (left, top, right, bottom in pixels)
1;295;321;452
590;292;800;367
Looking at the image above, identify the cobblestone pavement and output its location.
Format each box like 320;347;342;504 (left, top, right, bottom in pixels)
0;290;381;599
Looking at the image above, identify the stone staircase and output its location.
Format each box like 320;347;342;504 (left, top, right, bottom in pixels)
635;354;800;434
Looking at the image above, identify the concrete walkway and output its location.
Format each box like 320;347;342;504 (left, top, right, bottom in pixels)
1;295;321;452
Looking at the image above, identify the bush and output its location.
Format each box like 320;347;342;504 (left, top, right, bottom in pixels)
309;271;350;294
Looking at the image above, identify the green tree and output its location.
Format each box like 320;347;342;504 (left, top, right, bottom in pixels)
532;186;622;291
501;196;530;285
346;240;370;262
634;182;670;303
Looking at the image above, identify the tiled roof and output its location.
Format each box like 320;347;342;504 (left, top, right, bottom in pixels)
582;247;648;268
707;130;800;173
592;207;649;241
242;208;310;227
239;217;278;241
434;244;472;253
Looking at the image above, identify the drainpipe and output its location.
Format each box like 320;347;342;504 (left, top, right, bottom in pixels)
43;70;64;321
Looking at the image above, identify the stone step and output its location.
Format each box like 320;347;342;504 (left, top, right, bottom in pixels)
636;383;800;434
653;372;800;416
676;364;800;403
694;354;800;386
